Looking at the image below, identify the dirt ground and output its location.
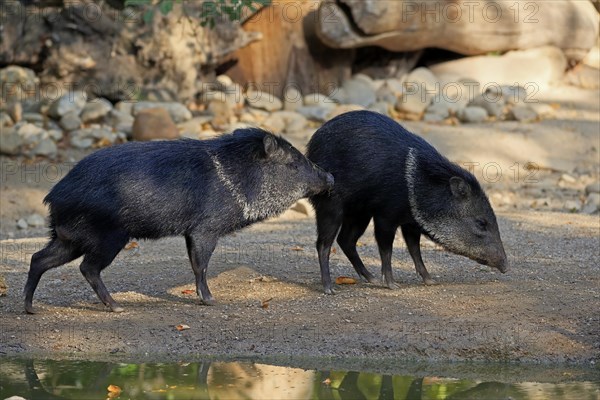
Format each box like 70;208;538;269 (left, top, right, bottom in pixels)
0;85;598;366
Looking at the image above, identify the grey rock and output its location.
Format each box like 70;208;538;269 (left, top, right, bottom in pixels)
22;113;45;123
17;219;28;230
283;87;303;111
510;105;538;123
32;138;57;157
115;101;135;115
327;104;366;120
47;129;63;141
59;111;82;131
585;181;600;194
133;102;193;123
582;193;600;214
208;99;233;130
528;102;555;118
563;200;581;212
560;173;577;184
340;78;377;107
396;90;431;115
0;127;21;155
469;94;505;118
26;213;45;227
0;112;13;127
500;85;528;105
458;106;488;123
385;78;405;97
17;123;46;145
303;93;336;109
80;98;113;122
0;66;39;103
423;112;446;123
375;84;398;105
8;102;22;122
245;90;283;112
270;111;308;133
107;109;134;134
261;113;285;133
178;116;213;139
297;106;330;122
368;101;391;116
48;90;87;119
330;87;348;104
70;136;94;149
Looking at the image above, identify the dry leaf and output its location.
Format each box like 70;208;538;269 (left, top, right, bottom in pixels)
290;246;304;251
176;324;190;331
107;384;121;398
335;276;357;285
261;298;273;309
124;242;139;250
330;247;337;254
322;378;331;385
181;289;195;295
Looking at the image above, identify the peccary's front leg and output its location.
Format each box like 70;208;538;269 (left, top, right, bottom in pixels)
185;233;218;305
401;224;435;285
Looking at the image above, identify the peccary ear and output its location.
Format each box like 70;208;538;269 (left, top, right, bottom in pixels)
449;176;471;199
263;134;280;157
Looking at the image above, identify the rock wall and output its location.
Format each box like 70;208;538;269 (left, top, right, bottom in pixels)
317;0;599;62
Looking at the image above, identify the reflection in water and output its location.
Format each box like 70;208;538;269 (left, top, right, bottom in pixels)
0;358;598;400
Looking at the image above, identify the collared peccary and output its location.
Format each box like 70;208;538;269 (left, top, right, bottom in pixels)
24;128;334;313
307;111;508;294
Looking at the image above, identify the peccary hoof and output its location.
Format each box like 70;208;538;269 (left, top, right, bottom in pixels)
24;303;37;314
423;278;437;286
201;298;216;306
324;287;337;295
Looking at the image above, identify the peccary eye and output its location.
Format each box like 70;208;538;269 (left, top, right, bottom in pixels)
476;218;488;231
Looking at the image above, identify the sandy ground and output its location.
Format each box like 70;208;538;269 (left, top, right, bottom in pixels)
0;85;598;366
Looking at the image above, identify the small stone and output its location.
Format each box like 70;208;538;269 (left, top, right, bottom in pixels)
369;101;391;116
0;127;21;155
245;90;283;112
585;181;600;194
115;101;135;115
269;111;308;133
582;193;600;214
59;111;82;131
528;102;554;118
500;85;528;105
423;113;446;123
469;94;505;118
262;113;285;133
17;123;46;145
563;200;581;212
32;138;57;157
17;219;28;229
0;112;13;127
384;78;405;97
458;106;488;123
339;77;377;107
47;129;63;141
208;99;233;130
375;84;398;105
283;87;303;111
22;113;44;123
70;136;94;149
132;108;179;141
80;98;113;122
26;213;46;227
216;74;234;88
560;173;577;184
303;93;336;109
106;109;134;134
8;102;23;122
510;105;538;123
133;102;192;123
47;90;87;119
178;116;213;139
297;106;330;122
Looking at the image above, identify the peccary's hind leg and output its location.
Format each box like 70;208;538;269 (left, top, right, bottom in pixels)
401;224;435;285
314;200;343;295
79;232;128;312
373;217;400;289
337;214;375;283
185;233;218;305
24;238;82;314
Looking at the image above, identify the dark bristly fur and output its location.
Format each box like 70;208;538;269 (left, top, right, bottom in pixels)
24;128;334;313
307;110;508;294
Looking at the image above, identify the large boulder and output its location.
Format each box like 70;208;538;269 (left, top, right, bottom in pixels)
316;0;599;62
